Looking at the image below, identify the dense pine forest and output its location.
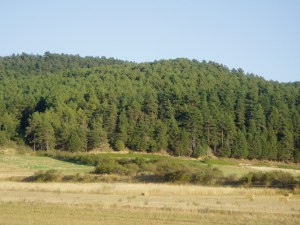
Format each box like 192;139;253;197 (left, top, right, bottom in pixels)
0;53;299;162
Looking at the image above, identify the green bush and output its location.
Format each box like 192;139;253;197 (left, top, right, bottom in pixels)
42;151;298;188
239;171;297;188
115;140;125;151
193;167;223;185
32;170;61;182
63;173;97;183
192;145;208;158
271;171;296;187
224;174;239;185
0;131;8;146
155;159;182;174
133;157;146;167
157;161;223;185
118;158;131;166
123;163;140;176
164;170;193;184
94;159;128;175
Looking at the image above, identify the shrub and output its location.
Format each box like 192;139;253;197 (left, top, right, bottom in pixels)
239;171;297;188
164;170;193;184
271;171;296;187
123;163;140;176
0;131;8;146
32;170;61;182
94;159;128;175
240;172;255;187
141;162;157;173
192;145;208;158
157;162;223;185
193;167;223;185
68;174;96;182
223;174;239;185
118;158;131;166
261;173;274;186
133;157;146;167
115;140;125;151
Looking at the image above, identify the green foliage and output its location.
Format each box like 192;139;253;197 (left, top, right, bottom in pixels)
0;53;299;162
194;167;223;185
164;169;193;184
87;129;107;150
218;145;231;157
43;151;98;166
38;151;300;186
0;131;9;146
31;170;61;182
239;171;297;188
115;140;125;151
67;131;82;152
232;130;248;158
26;112;55;151
163;166;223;185
191;145;207;158
95;159;128;175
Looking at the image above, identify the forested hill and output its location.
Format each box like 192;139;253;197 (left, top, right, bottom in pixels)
0;53;299;162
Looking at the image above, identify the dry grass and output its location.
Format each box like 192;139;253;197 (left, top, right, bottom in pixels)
0;181;280;196
0;182;300;215
0;198;299;225
0;149;300;224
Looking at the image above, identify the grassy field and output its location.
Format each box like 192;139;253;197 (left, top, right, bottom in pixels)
0;148;300;224
1;201;299;225
0;149;94;180
1;148;300;183
0;182;299;225
40;150;300;178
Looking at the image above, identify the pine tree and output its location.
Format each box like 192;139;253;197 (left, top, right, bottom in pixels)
0;112;18;141
104;103;117;140
266;128;278;160
232;130;248;158
154;120;168;152
167;116;180;153
26;112;55;151
277;129;293;161
68;131;82;152
174;129;191;156
116;109;128;143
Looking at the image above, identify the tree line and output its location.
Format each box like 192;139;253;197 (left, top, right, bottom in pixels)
0;53;299;162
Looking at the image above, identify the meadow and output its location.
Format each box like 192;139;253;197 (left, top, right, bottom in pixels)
0;182;300;225
0;148;300;224
0;148;94;180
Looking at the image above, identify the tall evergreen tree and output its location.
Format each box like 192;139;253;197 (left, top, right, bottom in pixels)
232;130;248;158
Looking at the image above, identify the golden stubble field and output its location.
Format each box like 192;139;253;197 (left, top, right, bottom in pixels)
0;181;300;225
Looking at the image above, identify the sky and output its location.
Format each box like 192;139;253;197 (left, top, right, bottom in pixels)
0;0;299;82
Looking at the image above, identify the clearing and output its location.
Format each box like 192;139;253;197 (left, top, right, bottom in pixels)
0;149;93;180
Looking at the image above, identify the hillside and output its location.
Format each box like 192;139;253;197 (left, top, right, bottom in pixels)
0;53;299;161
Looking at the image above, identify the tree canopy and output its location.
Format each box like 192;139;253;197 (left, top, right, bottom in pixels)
0;53;299;162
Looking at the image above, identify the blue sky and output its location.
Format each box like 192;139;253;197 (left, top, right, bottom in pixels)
0;0;299;82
